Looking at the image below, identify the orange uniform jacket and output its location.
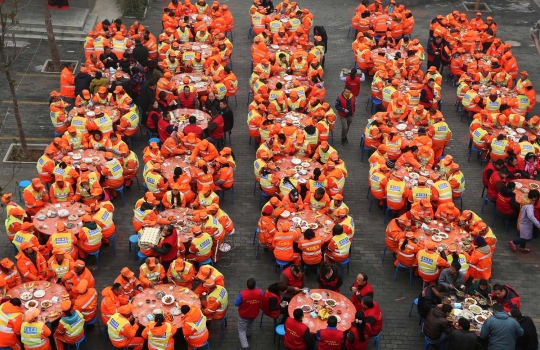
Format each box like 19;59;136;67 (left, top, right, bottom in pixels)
100;286;129;324
142;322;177;350
385;219;406;252
297;236;323;265
73;288;99;322
15;250;47;281
181;307;209;347
0;302;23;348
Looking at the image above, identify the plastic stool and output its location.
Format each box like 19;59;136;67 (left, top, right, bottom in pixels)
259;313;278;329
67;334;89;350
453;195;463;211
338;258;350;275
365;97;382;113
275;324;285;348
361;144;375;162
384;206;394;224
114;186;125;206
17;180;31;202
259;190;270;208
86;250;101;271
129;235;139;259
138;251;148;265
218;186;235;204
481;196;495;214
468;145;484;165
253;228;258;245
274;259;289;273
408;298;418;317
109;234;117;256
199;257;213;266
394;263;413;285
220;313;228;338
193;341;210;350
492;209;510;232
85;315;102;336
381;247;387;262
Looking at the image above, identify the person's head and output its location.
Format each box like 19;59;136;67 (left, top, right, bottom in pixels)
247;278;256;290
449;261;461;275
290;264;303;278
510;310;523;321
154;313;165;326
458;317;470;331
427;78;435;89
293;308;303;321
499;166;510;179
332;224;343;236
493;303;504;312
219;100;228;110
10;298;21;307
343;86;352;98
441;304;452;316
361;295;374;309
314;187;326;200
322;264;334;279
355;273;368;287
431;284;447;298
112;283;123;296
529;189;540;203
327;315;338;327
478;279;488;291
492;284;507;299
180;305;191;315
276;281;288;293
183;86;191;96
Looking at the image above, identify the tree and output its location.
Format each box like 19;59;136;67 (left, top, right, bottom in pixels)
0;0;28;151
41;0;61;71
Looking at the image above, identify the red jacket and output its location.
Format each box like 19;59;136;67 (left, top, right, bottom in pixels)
482;161;498;187
350;282;374;311
363;301;383;336
492;285;520;312
160;230;178;262
146;110;161;131
238;288;263;319
260;289;281;319
178;92;197;109
209;115;224;140
158;118;173;142
487;171;504;200
284;318;309;350
495;192;517;216
345;76;361;97
318;328;345;350
419;85;434;109
282;267;303;289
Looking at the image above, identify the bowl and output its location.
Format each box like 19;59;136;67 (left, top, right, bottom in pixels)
280;210;291;218
162;295;175;305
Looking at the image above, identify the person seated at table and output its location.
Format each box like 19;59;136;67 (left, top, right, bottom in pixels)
296;227;323;272
20;308;52;350
471;221;497;252
213;156;234;191
430;172;453;208
423;303;452;347
100;151;125;198
143;142;162;164
186;226;214;265
200;279;228;321
100;282;129;326
305;167;327;194
417;283;447;320
139;257;166;288
144;163;168;200
467;278;491;298
438;259;465;294
434;201;460;223
167;258;196;289
76;215;102;259
192;185;218;209
62;259;95;301
495;182;520;220
317;263;343;292
395;231;420;269
282;188;304;212
46;222;79;261
12;223;48;258
304;187;331;214
15;241;48;281
189;139;219;163
194;265;225;297
410;198;435;223
257;205;278;248
271;222;301;265
316;315;344;349
385;172;410;216
0;296;23;349
0;257;21;289
284;308;312;349
107;304;145;350
142;312;177;350
183;117;204;141
47;248;74;283
49;174;74;204
161;131;186;158
258;163;280;197
53;300;85;350
169;167;194;201
324;224;351;264
394;146;422;169
114;268;143;298
162;184;186;209
4;205;25;242
417;242;450;285
22;178;50;217
192;209;225;262
490;283;521;312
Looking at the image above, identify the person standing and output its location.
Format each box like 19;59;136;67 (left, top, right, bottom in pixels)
132;38;149;69
60;62;76;104
335;87;356;145
220;99;234;138
427;35;443;70
207;109;224;148
511;189;540;253
480;303;523;350
339;68;365;103
235;278;263;350
511;310;538;350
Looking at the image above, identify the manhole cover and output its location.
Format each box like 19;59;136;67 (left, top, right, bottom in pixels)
506;40;521;47
462;2;492;12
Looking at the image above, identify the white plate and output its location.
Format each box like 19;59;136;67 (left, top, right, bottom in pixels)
291;158;302;165
516;128;526;134
153;308;163;314
33;290;46;298
469;305;482;314
170;307;182;316
325;220;333;225
299;170;308;175
324;299;337;307
20;292;33;301
310;293;322;301
409;173;419;179
71;154;82;160
36;214;46;221
25;300;39;309
162;295;175;305
431;235;442;242
280;18;289;22
461;310;474;320
396;123;407;131
219;243;231;252
283;75;293;81
292;217;302;224
280;210;291;218
272;44;279;49
41;300;53;308
200;45;208;49
196;115;205;121
301;162;310;168
82;158;92;163
475;315;487;324
58;209;70;218
301;305;313;313
465;298;477;305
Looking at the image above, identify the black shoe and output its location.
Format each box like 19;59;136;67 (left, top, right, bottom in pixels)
344;137;349;144
341;138;346;145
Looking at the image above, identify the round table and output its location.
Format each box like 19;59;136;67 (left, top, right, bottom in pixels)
171;73;212;95
277;209;335;243
68;149;107;173
411;221;472;249
178;42;213;60
33;202;88;236
266;44;298;57
68;105;121;123
512;179;540;203
171;108;210;131
7;281;68;322
370;47;405;61
394;166;436;187
161;155;214;180
132;284;201;328
288;289;356;333
266;75;310;93
273;155;321;183
159;208;197;244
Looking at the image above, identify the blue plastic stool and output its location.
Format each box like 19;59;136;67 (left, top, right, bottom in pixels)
138;251;148;265
384;206;394;224
259;190;270;208
220;313;228;338
146;128;153;140
54;130;62;138
66;334;89;350
113;186;125;206
394;263;413;285
381;247;387;262
481;185;487;197
218;186;235;204
408;298;418;317
338;258;350;275
361;144;375;162
259;312;278;329
17;180;31;202
468;145;484;165
275;324;285;348
423;335;444;350
253;180;258;196
199;257;213;266
148;138;160;146
365;97;382;113
253;228;258;245
371;333;381;350
492;209;510;232
274;259;289;273
481;196;495;213
109;234;117;256
86;249;100;271
368;196;379;212
453;195;463;211
129;235;139;259
193;341;210;350
85;315;102;336
13;244;18;255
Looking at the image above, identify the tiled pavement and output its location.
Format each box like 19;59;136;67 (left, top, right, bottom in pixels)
0;0;539;349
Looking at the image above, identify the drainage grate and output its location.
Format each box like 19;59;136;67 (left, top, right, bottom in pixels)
462;2;493;12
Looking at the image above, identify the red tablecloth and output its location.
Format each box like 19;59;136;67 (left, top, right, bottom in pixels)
132;284;201;327
288;289;356;333
159;208;197;244
33;202;88;236
277;210;335;243
8;281;68;322
273;155;321;183
172;108;210;131
171;73;212;95
267;75;310;92
512;179;540;203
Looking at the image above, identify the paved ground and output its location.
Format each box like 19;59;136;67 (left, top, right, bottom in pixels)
0;0;539;349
